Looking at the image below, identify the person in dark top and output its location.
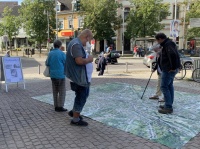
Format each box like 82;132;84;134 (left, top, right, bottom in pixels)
155;33;180;114
97;54;107;76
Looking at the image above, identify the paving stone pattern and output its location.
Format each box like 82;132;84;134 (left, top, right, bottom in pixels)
0;77;200;149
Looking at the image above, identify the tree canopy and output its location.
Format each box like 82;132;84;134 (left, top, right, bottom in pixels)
80;0;122;41
19;0;56;52
0;6;21;49
185;0;200;40
125;0;170;39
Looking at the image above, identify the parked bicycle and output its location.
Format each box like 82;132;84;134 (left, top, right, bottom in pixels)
192;67;200;83
175;64;186;80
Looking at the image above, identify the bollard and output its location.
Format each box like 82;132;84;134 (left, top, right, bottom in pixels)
126;62;128;72
16;49;18;56
38;65;40;74
106;65;108;73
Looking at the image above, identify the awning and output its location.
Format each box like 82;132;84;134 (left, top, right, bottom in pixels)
61;31;74;37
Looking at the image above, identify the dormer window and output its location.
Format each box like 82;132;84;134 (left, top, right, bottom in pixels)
56;1;61;12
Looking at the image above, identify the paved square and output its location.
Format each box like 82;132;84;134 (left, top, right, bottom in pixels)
32;82;200;149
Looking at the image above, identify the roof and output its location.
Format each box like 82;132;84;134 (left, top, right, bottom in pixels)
58;0;73;11
11;5;21;16
0;1;18;18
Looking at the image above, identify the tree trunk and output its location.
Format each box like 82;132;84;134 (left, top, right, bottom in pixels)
9;40;12;56
94;39;96;55
39;41;42;54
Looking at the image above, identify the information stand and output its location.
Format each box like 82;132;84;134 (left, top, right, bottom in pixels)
1;57;25;92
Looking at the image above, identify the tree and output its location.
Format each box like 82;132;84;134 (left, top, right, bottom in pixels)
1;7;21;53
125;0;170;39
19;0;56;53
80;0;122;51
185;0;200;40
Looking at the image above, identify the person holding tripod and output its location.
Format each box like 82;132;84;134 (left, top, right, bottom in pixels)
155;33;180;114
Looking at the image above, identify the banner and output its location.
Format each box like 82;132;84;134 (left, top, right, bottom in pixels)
170;20;179;38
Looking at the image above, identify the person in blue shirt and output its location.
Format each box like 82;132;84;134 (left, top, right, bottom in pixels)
45;40;67;112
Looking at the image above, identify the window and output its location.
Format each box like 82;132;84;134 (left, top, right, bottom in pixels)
56;5;60;12
78;19;84;28
58;19;64;30
68;19;73;29
173;4;179;19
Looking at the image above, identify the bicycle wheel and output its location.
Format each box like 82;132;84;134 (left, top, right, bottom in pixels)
175;67;186;80
192;68;200;83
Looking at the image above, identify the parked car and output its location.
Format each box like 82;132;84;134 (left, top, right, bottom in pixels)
143;51;194;69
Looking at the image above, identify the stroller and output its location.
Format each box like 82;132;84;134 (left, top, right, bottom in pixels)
95;51;120;64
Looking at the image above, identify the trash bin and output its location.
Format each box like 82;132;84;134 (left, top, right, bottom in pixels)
31;48;35;55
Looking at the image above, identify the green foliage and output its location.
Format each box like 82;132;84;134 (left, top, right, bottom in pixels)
185;0;200;39
125;0;170;39
1;7;21;46
0;24;4;36
19;0;56;50
80;0;122;41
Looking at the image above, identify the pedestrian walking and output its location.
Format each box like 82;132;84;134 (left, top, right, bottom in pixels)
60;46;65;51
155;33;180;114
45;40;67;112
149;45;164;101
65;29;93;126
138;45;143;57
5;50;10;57
133;45;138;57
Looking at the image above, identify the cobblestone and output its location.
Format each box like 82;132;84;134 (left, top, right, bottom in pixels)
0;56;200;149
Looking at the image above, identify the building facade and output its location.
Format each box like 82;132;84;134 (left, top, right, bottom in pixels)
56;0;83;50
115;0;186;54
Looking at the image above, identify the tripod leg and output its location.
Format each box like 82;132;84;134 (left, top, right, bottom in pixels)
141;72;153;99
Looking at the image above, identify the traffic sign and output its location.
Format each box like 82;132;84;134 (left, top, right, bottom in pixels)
190;18;200;27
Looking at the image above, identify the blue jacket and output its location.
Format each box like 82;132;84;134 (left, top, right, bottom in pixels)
46;48;66;79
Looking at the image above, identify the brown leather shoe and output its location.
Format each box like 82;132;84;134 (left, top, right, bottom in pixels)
149;95;159;100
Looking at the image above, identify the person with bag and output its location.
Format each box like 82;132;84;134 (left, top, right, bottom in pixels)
45;39;67;112
155;33;180;114
65;29;93;126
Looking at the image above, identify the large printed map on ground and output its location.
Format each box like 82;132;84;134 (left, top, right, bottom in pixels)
32;82;200;149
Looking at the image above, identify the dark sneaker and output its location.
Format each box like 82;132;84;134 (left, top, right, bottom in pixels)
70;120;88;126
159;105;165;109
158;108;173;114
68;110;83;120
55;107;68;112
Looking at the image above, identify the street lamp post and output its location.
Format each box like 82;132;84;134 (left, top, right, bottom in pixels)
71;0;76;38
122;8;124;56
44;10;50;50
55;0;58;39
